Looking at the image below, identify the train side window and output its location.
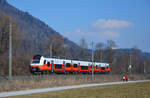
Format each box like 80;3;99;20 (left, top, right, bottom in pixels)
96;65;98;69
101;67;105;70
47;62;50;67
55;64;62;69
73;64;77;68
66;63;71;67
51;60;54;64
81;66;88;70
44;60;46;64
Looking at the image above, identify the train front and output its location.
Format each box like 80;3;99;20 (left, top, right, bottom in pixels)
29;55;43;74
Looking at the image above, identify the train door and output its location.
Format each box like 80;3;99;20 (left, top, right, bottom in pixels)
47;62;50;67
71;60;73;71
47;61;50;72
78;63;80;73
51;60;54;72
63;61;65;73
88;63;90;73
43;60;46;65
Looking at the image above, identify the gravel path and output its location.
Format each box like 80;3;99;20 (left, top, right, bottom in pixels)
0;80;149;97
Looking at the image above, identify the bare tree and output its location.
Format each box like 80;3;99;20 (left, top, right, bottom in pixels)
0;13;22;54
106;40;117;49
78;38;89;60
95;42;104;62
0;13;23;75
61;44;71;59
80;38;88;49
45;34;64;57
131;47;142;74
104;40;117;63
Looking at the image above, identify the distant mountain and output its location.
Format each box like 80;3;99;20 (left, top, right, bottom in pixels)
0;0;79;54
0;0;149;58
115;48;150;58
144;52;150;58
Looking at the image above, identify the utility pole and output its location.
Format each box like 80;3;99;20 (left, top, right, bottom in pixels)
128;54;132;73
9;22;12;80
144;61;146;74
91;41;94;76
129;54;131;66
100;50;103;62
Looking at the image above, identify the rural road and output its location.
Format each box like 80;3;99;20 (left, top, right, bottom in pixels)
0;80;150;97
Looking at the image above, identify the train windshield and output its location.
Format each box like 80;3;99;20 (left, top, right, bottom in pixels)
32;55;41;63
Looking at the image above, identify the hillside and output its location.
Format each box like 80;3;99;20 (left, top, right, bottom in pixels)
0;0;150;75
0;0;79;54
1;0;149;57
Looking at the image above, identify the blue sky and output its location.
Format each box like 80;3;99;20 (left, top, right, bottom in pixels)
7;0;150;52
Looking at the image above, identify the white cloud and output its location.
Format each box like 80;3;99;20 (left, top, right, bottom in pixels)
90;19;133;38
63;18;133;43
93;19;132;29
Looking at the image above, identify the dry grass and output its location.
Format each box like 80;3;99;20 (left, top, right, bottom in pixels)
6;82;150;98
0;74;149;92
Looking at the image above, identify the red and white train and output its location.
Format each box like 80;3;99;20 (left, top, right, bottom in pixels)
29;55;110;74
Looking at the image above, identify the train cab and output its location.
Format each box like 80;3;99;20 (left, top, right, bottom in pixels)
30;55;43;73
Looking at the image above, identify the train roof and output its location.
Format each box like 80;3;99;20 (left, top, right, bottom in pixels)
34;55;109;66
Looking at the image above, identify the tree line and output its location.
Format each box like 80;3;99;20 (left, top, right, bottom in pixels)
0;13;150;75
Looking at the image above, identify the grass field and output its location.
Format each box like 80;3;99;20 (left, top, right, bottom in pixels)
6;82;150;98
0;74;149;92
